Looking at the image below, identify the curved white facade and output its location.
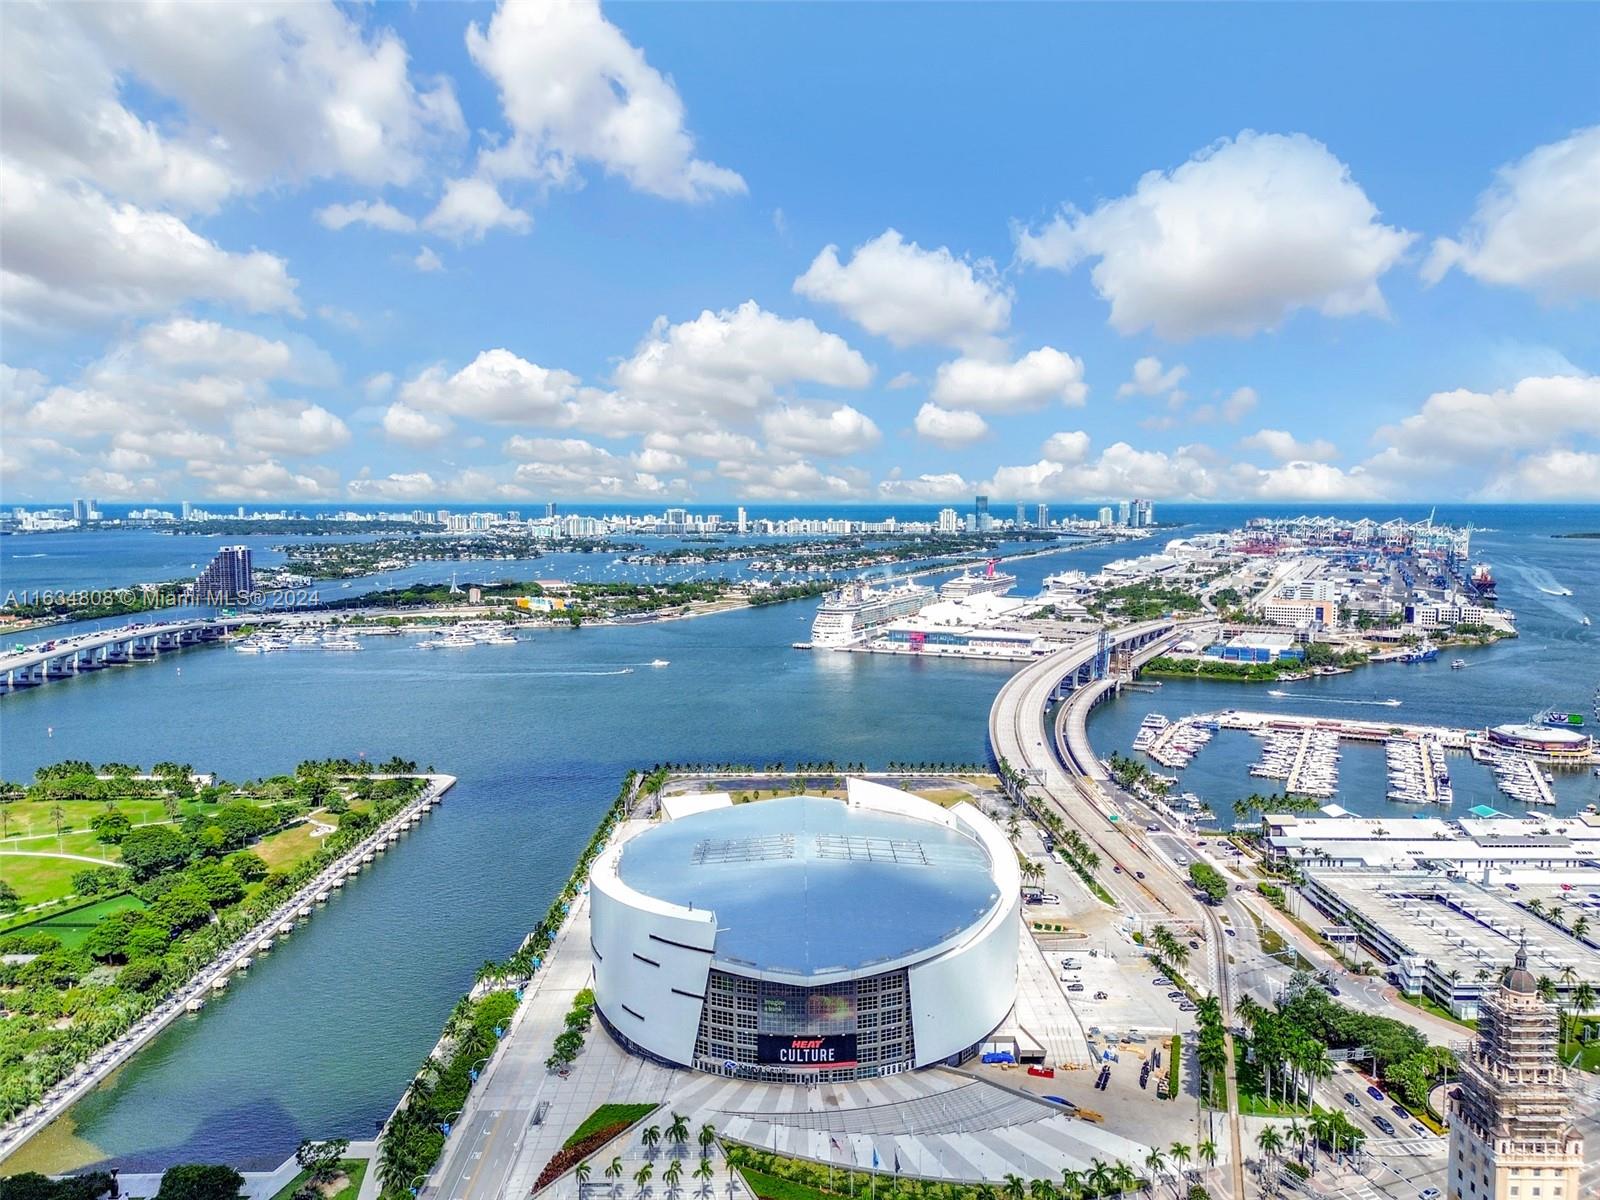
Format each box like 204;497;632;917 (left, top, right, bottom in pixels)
589;779;1019;1076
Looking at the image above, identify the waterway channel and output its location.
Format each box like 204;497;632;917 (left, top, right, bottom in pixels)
0;503;1595;1171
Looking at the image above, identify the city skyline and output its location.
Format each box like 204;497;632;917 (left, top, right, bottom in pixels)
2;2;1598;508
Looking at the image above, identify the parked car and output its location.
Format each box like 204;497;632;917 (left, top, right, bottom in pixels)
1178;1001;1197;1012
1067;982;1085;992
1093;991;1109;1000
1136;871;1146;879
1188;940;1200;949
1167;991;1185;1000
1420;1189;1440;1200
1039;892;1061;904
1225;928;1236;937
1152;976;1172;986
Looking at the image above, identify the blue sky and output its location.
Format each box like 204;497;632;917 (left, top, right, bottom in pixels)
2;1;1597;505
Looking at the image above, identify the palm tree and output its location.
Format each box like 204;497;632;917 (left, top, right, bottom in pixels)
1085;1159;1115;1198
667;1113;691;1153
606;1157;626;1195
1256;1126;1283;1163
1004;1173;1028;1200
694;1158;714;1196
1167;1142;1191;1174
663;1160;684;1194
1059;1169;1083;1200
1573;979;1597;1026
577;1161;592;1194
1140;1149;1165;1195
634;1163;654;1197
1028;1180;1055;1200
1196;1140;1218;1171
1573;915;1591;942
642;1125;662;1159
698;1122;717;1156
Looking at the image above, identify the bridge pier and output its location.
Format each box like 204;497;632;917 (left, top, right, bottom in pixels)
44;655;75;679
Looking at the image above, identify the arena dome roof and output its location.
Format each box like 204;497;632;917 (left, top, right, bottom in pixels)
615;794;1002;978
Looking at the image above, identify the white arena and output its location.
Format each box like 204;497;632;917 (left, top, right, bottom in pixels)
589;778;1020;1082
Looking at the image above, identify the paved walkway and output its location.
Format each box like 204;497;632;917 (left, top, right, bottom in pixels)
108;1141;377;1200
662;1069;1152;1182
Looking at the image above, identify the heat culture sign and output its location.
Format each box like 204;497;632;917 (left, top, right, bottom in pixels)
756;1033;859;1067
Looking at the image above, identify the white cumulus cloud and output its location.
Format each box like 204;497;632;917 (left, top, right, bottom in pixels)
465;0;744;203
930;347;1087;412
913;403;989;447
794;229;1012;351
1117;356;1188;398
1242;429;1338;463
316;200;418;233
382;401;453;446
400;349;582;425
1424;125;1600;301
761;404;882;456
1016;131;1414;339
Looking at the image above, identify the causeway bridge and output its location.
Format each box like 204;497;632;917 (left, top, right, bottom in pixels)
0;615;280;692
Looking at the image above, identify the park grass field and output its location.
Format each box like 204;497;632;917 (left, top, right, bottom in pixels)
253;818;325;871
16;894;147;948
0;850;116;906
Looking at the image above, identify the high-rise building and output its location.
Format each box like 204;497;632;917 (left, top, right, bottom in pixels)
1098;506;1114;528
1447;942;1583;1200
545;502;558;519
736;506;748;534
1035;503;1049;530
974;495;989;518
937;508;959;533
1015;503;1027;528
1117;499;1131;526
181;500;193;521
193;545;253;603
72;498;88;523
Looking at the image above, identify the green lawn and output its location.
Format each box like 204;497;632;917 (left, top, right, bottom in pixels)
563;1103;658;1150
268;1159;368;1200
738;1167;836;1200
1233;1043;1325;1117
0;849;118;905
1559;1040;1600;1072
11;893;147;948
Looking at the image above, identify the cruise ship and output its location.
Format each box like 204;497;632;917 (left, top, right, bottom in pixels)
938;560;1017;601
808;580;935;648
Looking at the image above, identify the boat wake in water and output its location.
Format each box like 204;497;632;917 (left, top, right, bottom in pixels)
1267;690;1402;707
517;667;635;677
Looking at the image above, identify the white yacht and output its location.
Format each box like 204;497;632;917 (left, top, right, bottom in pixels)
809;580;935;648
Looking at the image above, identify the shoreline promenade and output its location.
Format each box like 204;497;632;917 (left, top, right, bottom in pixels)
0;774;457;1165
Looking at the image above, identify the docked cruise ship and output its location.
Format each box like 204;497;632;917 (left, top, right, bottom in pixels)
938;560;1017;601
809;580;936;647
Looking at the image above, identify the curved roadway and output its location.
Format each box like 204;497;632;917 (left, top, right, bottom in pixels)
989;619;1247;1199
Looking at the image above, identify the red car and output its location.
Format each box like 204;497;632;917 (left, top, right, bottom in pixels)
1027;1066;1056;1079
